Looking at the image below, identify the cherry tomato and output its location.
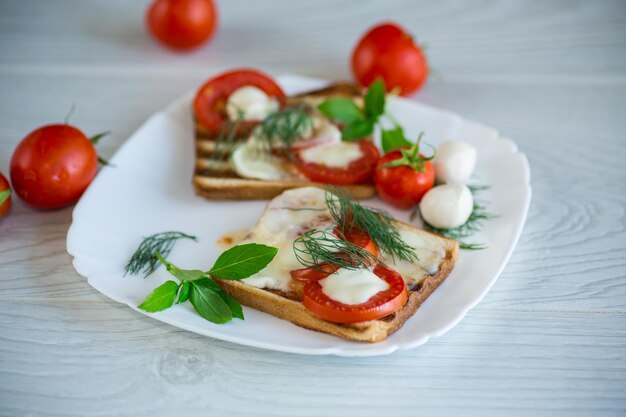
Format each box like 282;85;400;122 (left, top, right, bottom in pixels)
302;264;408;323
194;69;285;132
293;141;380;185
351;22;428;96
291;227;379;282
375;150;435;209
10;125;99;210
0;173;11;219
146;0;217;51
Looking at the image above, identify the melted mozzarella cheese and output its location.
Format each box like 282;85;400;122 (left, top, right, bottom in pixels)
419;184;474;229
320;268;389;305
226;86;278;121
241;188;332;291
231;141;290;181
433;140;477;184
381;229;447;288
299;141;363;168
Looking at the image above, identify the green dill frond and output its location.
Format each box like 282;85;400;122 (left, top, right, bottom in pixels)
325;187;418;263
255;104;313;152
125;231;197;277
293;227;380;271
213;119;243;161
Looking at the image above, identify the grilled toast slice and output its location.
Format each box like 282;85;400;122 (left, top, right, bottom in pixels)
213;187;459;343
193;83;377;200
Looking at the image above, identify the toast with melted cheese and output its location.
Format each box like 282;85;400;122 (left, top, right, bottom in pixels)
214;187;459;343
193;83;377;200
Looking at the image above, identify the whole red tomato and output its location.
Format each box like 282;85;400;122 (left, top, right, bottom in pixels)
0;172;11;219
147;0;218;51
375;150;435;209
351;22;428;96
10;125;99;210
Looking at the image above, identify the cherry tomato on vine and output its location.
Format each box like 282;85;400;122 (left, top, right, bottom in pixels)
10;125;108;210
375;138;435;209
147;0;218;51
0;173;11;219
351;22;428;96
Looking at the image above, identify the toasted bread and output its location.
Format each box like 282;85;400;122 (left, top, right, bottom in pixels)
193;82;376;200
212;187;459;343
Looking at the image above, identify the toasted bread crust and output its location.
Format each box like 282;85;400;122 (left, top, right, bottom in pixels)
214;226;459;343
193;82;374;200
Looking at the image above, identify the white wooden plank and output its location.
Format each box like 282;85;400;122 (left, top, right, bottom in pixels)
0;0;625;81
0;300;624;417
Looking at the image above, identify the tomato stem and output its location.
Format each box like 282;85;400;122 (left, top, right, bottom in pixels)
64;105;76;125
0;188;11;206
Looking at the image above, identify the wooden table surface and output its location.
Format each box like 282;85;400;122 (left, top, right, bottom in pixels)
1;1;625;416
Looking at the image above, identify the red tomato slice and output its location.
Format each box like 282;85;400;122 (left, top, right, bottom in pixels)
302;264;408;323
291;227;379;283
193;69;285;132
293;141;380;185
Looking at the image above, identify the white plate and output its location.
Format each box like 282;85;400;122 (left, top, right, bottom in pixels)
67;75;531;357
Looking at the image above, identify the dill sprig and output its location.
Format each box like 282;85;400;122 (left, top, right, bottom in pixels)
293;227;380;271
212;116;243;161
420;185;496;250
125;231;197;277
325;187;418;263
255;104;313;152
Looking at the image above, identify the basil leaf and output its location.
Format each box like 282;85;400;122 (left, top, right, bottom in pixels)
138;280;178;312
176;281;191;304
317;99;362;124
0;189;11;206
364;78;386;120
209;243;278;280
189;281;232;324
382;127;412;153
156;253;207;282
341;119;374;141
218;291;244;320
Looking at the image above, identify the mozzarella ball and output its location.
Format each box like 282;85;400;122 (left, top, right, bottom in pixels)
433;140;477;184
419;184;474;229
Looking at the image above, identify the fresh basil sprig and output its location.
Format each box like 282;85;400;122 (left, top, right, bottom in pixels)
318;78;387;141
137;243;277;324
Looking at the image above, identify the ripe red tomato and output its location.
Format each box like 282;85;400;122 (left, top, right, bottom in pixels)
293;141;380;185
194;69;285;132
0;173;11;219
10;125;99;210
146;0;217;51
302;264;408;323
351;22;428;96
291;228;379;282
375;150;435;209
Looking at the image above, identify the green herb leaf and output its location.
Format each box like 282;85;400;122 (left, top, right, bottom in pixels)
125;231;197;278
381;127;412;153
155;252;207;282
189;280;232;324
341;119;374;141
364;78;386;120
317;99;362;124
209;243;278;280
176;281;191;304
138;280;179;313
218;292;244;320
0;188;11;207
